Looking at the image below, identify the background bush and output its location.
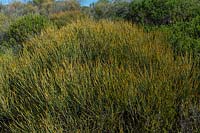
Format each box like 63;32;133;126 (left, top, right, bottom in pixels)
0;13;12;54
88;0;129;20
49;11;86;28
38;0;80;15
128;0;200;25
52;0;80;13
5;14;51;49
160;16;200;56
124;0;200;56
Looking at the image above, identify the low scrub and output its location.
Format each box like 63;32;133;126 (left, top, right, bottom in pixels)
0;19;200;132
161;16;200;56
129;0;200;25
4;14;51;50
49;11;87;28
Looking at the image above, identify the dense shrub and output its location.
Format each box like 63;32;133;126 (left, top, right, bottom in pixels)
127;0;200;56
90;0;111;19
50;11;86;28
0;3;40;18
89;0;129;20
5;14;51;48
22;4;39;15
0;13;12;54
0;1;200;132
0;13;9;40
0;19;200;132
129;0;200;25
49;0;80;14
111;1;130;20
162;16;200;55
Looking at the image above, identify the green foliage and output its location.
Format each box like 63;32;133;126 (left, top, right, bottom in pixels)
129;0;200;25
111;1;129;19
52;0;80;12
43;0;80;15
5;14;51;48
129;0;169;25
90;0;111;19
161;16;200;55
50;11;86;28
0;13;12;54
127;0;200;56
0;19;200;132
2;2;32;17
32;0;54;6
0;13;8;40
89;0;129;20
1;0;200;132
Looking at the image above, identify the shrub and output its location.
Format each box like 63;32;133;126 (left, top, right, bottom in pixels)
3;2;26;17
49;11;86;28
162;16;200;56
0;13;12;54
5;14;51;48
0;13;11;34
111;1;130;20
129;0;200;25
49;0;80;14
87;0;129;20
0;19;200;132
90;0;111;19
128;0;200;56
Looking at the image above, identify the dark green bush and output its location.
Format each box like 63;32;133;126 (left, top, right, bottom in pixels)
128;0;169;25
129;0;200;25
127;0;200;56
5;14;51;47
161;16;200;56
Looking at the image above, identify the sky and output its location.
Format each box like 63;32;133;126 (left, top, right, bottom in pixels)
80;0;98;6
0;0;98;6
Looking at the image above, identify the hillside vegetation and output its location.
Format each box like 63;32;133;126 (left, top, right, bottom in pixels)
0;0;200;132
0;19;200;132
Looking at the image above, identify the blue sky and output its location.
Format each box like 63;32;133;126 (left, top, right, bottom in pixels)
80;0;98;6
